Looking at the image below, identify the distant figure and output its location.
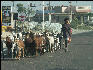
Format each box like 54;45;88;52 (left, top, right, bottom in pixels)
61;17;72;52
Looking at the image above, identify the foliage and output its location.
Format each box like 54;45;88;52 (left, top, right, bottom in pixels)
71;12;93;29
33;24;42;31
17;3;26;13
71;16;80;29
77;25;93;30
88;13;93;17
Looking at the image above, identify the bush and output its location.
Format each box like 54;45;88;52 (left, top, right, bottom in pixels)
77;25;93;30
71;16;81;29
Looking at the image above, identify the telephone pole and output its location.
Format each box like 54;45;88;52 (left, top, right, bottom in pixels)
42;1;45;32
49;1;51;23
69;1;72;23
11;1;16;33
28;2;30;22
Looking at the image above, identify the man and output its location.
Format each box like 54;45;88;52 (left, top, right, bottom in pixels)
61;17;72;52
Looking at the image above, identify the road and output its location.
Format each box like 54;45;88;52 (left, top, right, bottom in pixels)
1;31;93;70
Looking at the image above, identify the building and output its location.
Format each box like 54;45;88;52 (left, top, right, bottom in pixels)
75;6;92;24
44;6;53;10
53;6;62;13
33;5;92;24
33;10;55;23
76;6;91;13
62;6;68;13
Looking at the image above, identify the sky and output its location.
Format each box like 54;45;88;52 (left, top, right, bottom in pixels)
1;1;93;12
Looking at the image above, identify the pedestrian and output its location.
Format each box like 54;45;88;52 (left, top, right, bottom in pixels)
61;17;72;52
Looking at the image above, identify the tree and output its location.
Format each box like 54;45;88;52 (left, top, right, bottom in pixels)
71;15;80;29
88;13;93;17
17;3;26;13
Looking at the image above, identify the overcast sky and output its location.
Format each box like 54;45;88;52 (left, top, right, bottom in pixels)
1;1;93;12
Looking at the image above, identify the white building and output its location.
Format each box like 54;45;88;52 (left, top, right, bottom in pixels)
76;6;91;13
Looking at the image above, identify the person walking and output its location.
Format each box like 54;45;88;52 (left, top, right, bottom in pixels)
61;17;72;52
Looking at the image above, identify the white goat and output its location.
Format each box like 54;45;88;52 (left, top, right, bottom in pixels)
47;34;54;53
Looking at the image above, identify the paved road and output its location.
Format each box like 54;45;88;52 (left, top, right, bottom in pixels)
1;31;93;70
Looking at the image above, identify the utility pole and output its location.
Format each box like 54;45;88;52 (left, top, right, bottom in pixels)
12;1;17;33
69;1;72;23
28;2;30;22
42;1;45;32
49;1;51;23
11;1;14;7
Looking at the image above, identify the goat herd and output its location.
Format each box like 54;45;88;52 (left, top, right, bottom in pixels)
1;31;64;60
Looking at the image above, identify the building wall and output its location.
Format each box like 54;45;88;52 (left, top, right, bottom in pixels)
33;13;49;23
62;6;68;13
44;6;53;10
53;6;62;13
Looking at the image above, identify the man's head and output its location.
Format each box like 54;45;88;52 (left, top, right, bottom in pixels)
64;17;70;24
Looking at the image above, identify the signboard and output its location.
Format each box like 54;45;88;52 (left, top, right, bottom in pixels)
18;12;26;22
2;6;11;26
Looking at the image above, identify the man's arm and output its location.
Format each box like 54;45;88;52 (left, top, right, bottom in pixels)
68;29;71;37
66;24;72;37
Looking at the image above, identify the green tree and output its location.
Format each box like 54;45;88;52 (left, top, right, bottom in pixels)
71;16;80;29
88;13;93;17
17;3;26;13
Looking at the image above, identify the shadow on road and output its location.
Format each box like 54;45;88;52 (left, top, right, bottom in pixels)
48;67;78;70
1;58;19;61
